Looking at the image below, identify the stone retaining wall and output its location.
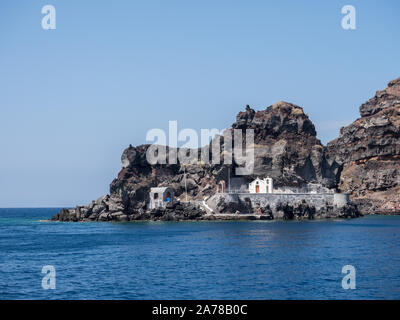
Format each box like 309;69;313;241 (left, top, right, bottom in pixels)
235;193;334;210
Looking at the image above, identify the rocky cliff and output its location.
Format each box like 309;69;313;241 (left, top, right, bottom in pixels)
112;102;337;211
53;101;344;221
325;77;400;213
52;78;400;221
232;102;336;187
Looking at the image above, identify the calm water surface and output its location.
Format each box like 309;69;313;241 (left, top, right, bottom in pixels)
0;208;399;299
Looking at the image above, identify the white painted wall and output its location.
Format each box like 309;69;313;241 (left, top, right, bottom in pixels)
249;178;273;194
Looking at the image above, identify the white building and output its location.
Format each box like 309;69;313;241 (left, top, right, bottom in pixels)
149;187;175;209
249;177;273;194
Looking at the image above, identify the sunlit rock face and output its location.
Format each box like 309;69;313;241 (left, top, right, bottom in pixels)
326;77;400;213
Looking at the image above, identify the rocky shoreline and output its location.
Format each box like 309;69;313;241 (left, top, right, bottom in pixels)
51;77;399;223
51;194;361;222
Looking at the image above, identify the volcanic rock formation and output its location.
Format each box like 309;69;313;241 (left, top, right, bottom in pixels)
325;77;400;213
52;77;400;221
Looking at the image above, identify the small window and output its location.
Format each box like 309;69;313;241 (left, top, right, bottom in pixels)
154;193;159;199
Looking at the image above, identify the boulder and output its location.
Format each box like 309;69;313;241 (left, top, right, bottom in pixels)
98;212;110;221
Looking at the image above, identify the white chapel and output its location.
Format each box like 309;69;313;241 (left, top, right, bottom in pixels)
249;177;274;194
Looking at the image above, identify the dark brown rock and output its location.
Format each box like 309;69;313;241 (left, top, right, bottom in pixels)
326;78;400;213
52;77;400;221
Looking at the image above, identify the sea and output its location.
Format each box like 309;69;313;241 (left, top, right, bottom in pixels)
0;208;399;300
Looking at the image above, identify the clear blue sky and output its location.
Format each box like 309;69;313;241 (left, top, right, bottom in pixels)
0;0;399;207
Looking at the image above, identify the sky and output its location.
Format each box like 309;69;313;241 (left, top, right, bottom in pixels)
0;0;399;207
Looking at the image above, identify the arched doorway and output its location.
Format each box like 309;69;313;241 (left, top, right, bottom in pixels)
166;192;171;202
256;182;260;193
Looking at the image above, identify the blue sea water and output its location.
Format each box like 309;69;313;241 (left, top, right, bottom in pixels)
0;208;399;300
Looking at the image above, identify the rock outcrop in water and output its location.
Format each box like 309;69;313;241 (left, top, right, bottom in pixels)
52;78;400;222
325;77;400;214
108;101;334;212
